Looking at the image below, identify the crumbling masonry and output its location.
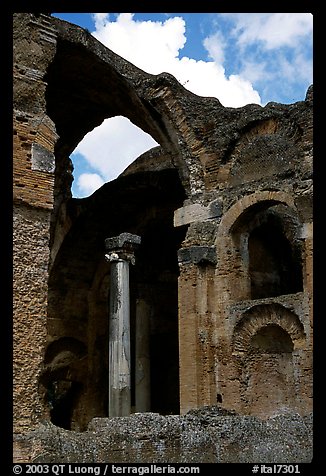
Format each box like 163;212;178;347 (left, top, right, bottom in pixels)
13;13;313;463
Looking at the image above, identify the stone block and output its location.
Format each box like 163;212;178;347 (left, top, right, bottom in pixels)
174;200;222;227
178;246;217;266
31;143;55;173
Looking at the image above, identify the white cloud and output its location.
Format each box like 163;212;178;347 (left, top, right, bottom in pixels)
93;13;110;30
92;13;187;74
91;12;261;107
219;13;313;105
237;59;268;85
278;50;313;84
224;13;313;50
74;116;158;181
203;31;226;64
76;173;105;196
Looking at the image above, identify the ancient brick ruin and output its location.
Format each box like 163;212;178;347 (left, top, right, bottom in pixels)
13;13;313;463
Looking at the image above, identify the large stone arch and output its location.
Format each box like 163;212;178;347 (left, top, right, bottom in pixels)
33;16;199;429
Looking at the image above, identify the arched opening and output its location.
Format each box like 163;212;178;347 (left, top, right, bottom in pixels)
226;199;304;302
70;115;158;198
248;214;303;299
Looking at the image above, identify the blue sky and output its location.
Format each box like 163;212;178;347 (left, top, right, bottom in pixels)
52;13;313;198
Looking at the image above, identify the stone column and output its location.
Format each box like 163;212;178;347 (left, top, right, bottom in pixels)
105;233;141;417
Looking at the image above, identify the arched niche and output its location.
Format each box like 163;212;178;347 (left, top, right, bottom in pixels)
232;303;306;417
250;324;294;353
215;192;304;302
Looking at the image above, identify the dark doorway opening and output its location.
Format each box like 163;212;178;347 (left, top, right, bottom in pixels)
249;217;303;299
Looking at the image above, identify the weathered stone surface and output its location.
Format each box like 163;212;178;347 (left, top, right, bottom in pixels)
13;204;51;426
13;409;313;463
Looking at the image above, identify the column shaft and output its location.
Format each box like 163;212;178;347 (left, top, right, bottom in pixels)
108;260;131;417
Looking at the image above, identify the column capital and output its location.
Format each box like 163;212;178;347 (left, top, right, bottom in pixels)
105;233;141;264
